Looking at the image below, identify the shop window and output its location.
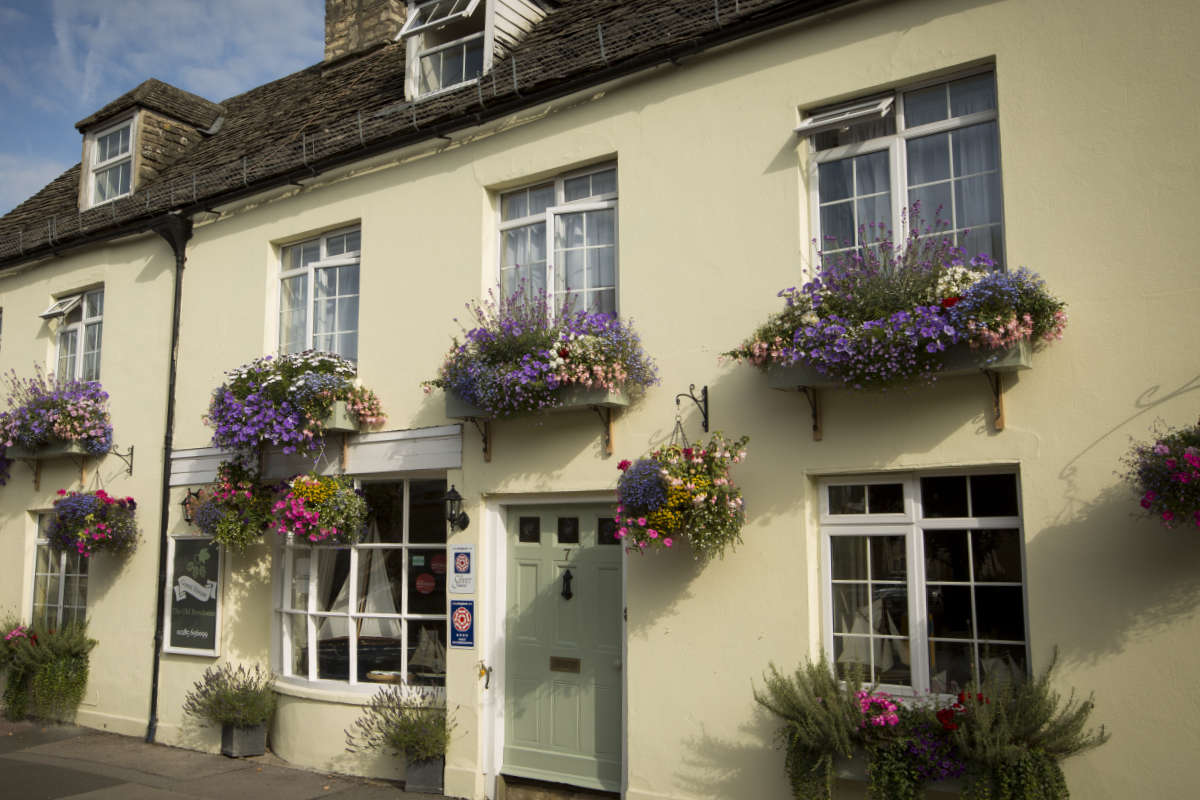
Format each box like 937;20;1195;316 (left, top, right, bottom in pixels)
820;471;1027;695
41;288;104;381
278;227;360;361
499;163;618;315
32;513;89;630
277;479;448;687
799;70;1004;265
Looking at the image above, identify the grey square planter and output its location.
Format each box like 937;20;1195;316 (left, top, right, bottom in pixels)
405;756;444;794
5;440;91;460
221;723;267;758
443;387;630;420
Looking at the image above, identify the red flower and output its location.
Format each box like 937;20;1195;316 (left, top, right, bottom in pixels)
617;459;632;472
936;708;959;731
558;348;569;359
56;489;67;496
941;296;961;308
683;448;694;459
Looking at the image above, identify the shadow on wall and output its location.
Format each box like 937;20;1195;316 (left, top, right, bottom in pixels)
1028;482;1200;668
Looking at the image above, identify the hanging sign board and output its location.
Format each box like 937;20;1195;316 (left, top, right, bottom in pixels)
449;543;475;594
163;536;222;657
450;600;474;648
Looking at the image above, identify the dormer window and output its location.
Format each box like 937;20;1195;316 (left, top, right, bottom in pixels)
88;118;135;206
401;0;485;97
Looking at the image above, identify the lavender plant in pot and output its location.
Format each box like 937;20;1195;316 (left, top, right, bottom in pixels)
183;663;276;757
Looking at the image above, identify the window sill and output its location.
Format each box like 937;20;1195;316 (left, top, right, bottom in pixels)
273;676;446;706
414;76;480;103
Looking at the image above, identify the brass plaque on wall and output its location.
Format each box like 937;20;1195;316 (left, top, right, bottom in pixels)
549;656;581;673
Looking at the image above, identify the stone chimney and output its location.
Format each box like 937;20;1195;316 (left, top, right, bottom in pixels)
324;0;407;63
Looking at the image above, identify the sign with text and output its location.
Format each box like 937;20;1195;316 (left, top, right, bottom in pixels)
164;536;222;657
449;543;475;594
450;600;474;648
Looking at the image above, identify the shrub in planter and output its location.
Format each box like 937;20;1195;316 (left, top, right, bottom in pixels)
0;366;113;454
346;686;454;791
205;351;385;454
614;432;749;559
47;489;138;556
754;652;1107;800
1;621;97;722
1121;417;1200;528
183;663;276;757
270;473;367;544
423;289;658;417
723;211;1067;389
194;460;277;552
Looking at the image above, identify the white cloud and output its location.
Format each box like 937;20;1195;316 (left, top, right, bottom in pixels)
0;153;70;217
47;0;323;105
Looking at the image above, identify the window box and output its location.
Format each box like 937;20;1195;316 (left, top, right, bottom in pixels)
322;400;359;434
5;439;91;461
444;387;630;420
767;339;1031;391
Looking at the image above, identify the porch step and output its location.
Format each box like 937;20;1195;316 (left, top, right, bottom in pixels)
498;775;619;800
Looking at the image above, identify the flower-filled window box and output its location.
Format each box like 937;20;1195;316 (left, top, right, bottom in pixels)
206;351;385;455
1;368;113;459
725;215;1066;436
424;291;657;460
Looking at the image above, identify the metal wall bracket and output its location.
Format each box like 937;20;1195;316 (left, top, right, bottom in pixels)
109;444;134;475
468;418;492;462
674;384;709;432
983;370;1006;431
592;406;615;455
800;387;822;441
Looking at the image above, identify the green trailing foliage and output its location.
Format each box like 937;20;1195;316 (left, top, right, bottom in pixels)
953;654;1109;800
183;662;276;729
755;651;1107;800
345;686;454;764
1;620;97;722
753;654;863;800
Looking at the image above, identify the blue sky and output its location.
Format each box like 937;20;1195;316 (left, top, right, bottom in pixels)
0;0;327;215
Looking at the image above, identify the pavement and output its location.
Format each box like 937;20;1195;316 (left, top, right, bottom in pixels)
0;719;443;800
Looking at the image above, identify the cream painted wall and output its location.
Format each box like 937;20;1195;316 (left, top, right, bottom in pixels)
0;233;176;736
4;0;1197;797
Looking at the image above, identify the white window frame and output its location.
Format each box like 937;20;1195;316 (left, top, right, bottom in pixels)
819;469;1028;697
417;31;485;96
497;163;619;317
87;116;135;207
399;0;481;38
275;478;449;691
803;69;1003;263
54;287;104;382
277;226;361;360
30;514;89;631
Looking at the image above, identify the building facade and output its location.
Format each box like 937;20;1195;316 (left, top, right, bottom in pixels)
2;1;1199;798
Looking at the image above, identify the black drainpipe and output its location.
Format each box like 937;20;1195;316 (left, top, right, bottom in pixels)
145;212;193;743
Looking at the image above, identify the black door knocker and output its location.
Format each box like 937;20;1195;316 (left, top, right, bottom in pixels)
561;569;574;600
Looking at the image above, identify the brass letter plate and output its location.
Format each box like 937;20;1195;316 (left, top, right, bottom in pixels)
549;656;581;673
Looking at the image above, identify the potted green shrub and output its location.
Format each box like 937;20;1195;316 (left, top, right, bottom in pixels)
346;686;454;794
183;663;276;757
1;620;97;722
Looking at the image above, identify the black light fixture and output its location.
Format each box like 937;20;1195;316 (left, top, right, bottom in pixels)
444;485;470;532
180;488;203;524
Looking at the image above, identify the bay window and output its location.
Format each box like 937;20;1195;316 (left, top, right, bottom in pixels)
277;479;448;687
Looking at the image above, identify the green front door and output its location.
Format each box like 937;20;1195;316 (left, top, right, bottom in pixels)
504;505;623;791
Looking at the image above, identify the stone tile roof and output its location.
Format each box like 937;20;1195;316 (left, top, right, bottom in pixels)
0;0;851;267
75;78;226;132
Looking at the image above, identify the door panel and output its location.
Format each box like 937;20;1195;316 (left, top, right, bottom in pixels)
504;506;622;791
